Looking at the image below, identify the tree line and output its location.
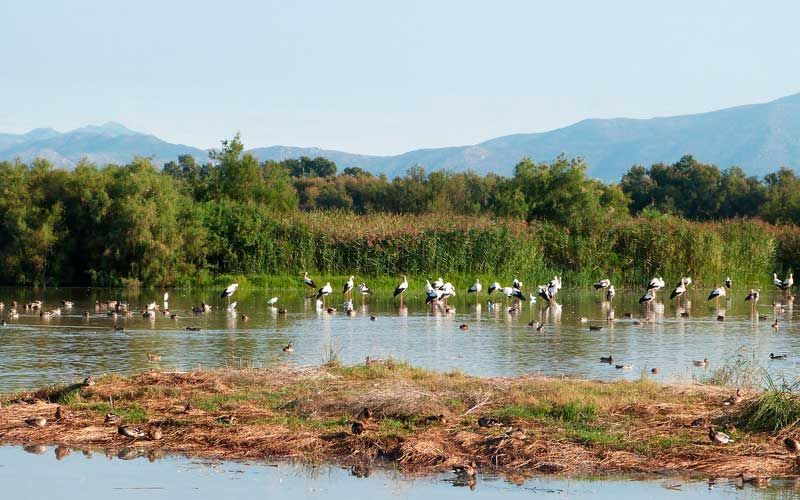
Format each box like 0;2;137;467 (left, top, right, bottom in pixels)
1;134;798;286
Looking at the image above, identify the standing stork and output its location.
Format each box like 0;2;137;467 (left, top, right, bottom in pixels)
594;278;611;291
432;277;444;290
639;289;655;308
745;289;760;312
487;282;501;295
724;276;732;290
512;277;523;290
358;282;373;304
468;278;482;302
774;273;785;290
220;283;238;304
647;277;665;294
605;285;616;302
394;275;409;306
670;279;687;305
707;284;726;306
302;272;317;290
317;282;333;304
537;285;551;304
342;275;355;298
783;273;794;292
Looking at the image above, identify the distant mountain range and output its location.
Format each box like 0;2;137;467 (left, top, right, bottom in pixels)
3;93;800;180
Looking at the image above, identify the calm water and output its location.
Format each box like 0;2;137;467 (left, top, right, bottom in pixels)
1;445;797;499
0;286;797;392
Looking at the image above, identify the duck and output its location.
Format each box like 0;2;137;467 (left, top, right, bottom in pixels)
148;425;163;441
589;325;603;331
716;315;725;321
240;313;249;321
708;426;732;444
477;417;502;427
784;437;800;455
118;425;147;439
651;367;660;374
351;421;365;435
54;406;66;421
217;415;236;425
600;355;613;364
770;352;788;360
737;472;770;487
370;315;376;321
424;414;447;425
724;388;743;405
693;358;709;367
355;407;373;422
282;341;294;353
83;375;96;387
104;413;121;425
772;319;780;330
615;364;632;370
24;416;47;428
147;353;161;361
459;323;469;331
185;326;201;331
452;461;477;477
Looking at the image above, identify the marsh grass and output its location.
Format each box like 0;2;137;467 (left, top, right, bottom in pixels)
738;374;800;432
701;350;765;389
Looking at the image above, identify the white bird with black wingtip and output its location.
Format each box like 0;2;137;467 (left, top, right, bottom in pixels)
317;282;333;304
220;283;238;303
707;284;726;305
342;275;355;297
468;278;482;300
394;275;409;306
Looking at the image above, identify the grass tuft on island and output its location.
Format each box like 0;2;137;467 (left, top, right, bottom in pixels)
1;360;799;479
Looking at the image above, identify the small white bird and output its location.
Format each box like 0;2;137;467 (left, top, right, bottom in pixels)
221;283;239;299
163;292;169;302
147;302;157;311
267;297;279;306
468;279;482;295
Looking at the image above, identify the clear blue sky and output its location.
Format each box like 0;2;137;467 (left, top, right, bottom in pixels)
1;0;799;154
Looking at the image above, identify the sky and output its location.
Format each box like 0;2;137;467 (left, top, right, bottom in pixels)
1;0;799;154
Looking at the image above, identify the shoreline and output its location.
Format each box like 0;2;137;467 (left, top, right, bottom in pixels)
0;361;797;479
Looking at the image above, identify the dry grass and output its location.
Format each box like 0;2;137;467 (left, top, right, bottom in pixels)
0;361;797;479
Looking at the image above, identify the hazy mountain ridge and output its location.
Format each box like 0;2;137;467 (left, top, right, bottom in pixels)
2;93;800;179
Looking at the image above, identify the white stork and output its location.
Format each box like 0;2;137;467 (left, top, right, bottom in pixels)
606;285;616;302
774;273;784;290
647;277;665;292
302;272;316;289
394;275;409;306
670;280;686;303
783;273;794;291
707;284;726;305
342;275;355;297
593;279;611;290
488;282;501;295
358;282;373;303
537;285;551;303
267;297;279;306
745;289;760;310
724;276;732;290
512;277;523;290
432;277;444;290
221;283;238;302
468;278;482;301
639;289;655;306
317;282;333;303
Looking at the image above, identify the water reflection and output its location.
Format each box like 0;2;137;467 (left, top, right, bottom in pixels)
1;445;798;499
0;287;797;391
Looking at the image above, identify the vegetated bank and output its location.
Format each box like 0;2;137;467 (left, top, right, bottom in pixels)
1;360;798;479
3;140;799;289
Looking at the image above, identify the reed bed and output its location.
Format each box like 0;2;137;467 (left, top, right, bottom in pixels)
193;212;793;289
1;361;798;479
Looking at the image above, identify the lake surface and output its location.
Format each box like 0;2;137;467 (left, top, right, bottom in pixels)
0;285;797;392
1;444;796;499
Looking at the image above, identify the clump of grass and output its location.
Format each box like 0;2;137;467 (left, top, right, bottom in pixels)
496;401;597;425
737;375;800;432
196;393;250;412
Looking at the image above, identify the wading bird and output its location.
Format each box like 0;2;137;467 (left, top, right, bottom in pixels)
317;282;333;303
606;285;616;302
725;276;732;289
783;273;794;291
267;296;279;306
670;279;687;304
639;289;655;307
468;278;482;297
512;277;523;290
708;426;732;445
745;289;759;309
302;272;316;290
393;275;409;306
220;283;238;303
488;282;501;295
707;284;726;305
358;282;373;302
593;278;611;291
342;275;355;297
647;277;665;293
774;273;785;290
